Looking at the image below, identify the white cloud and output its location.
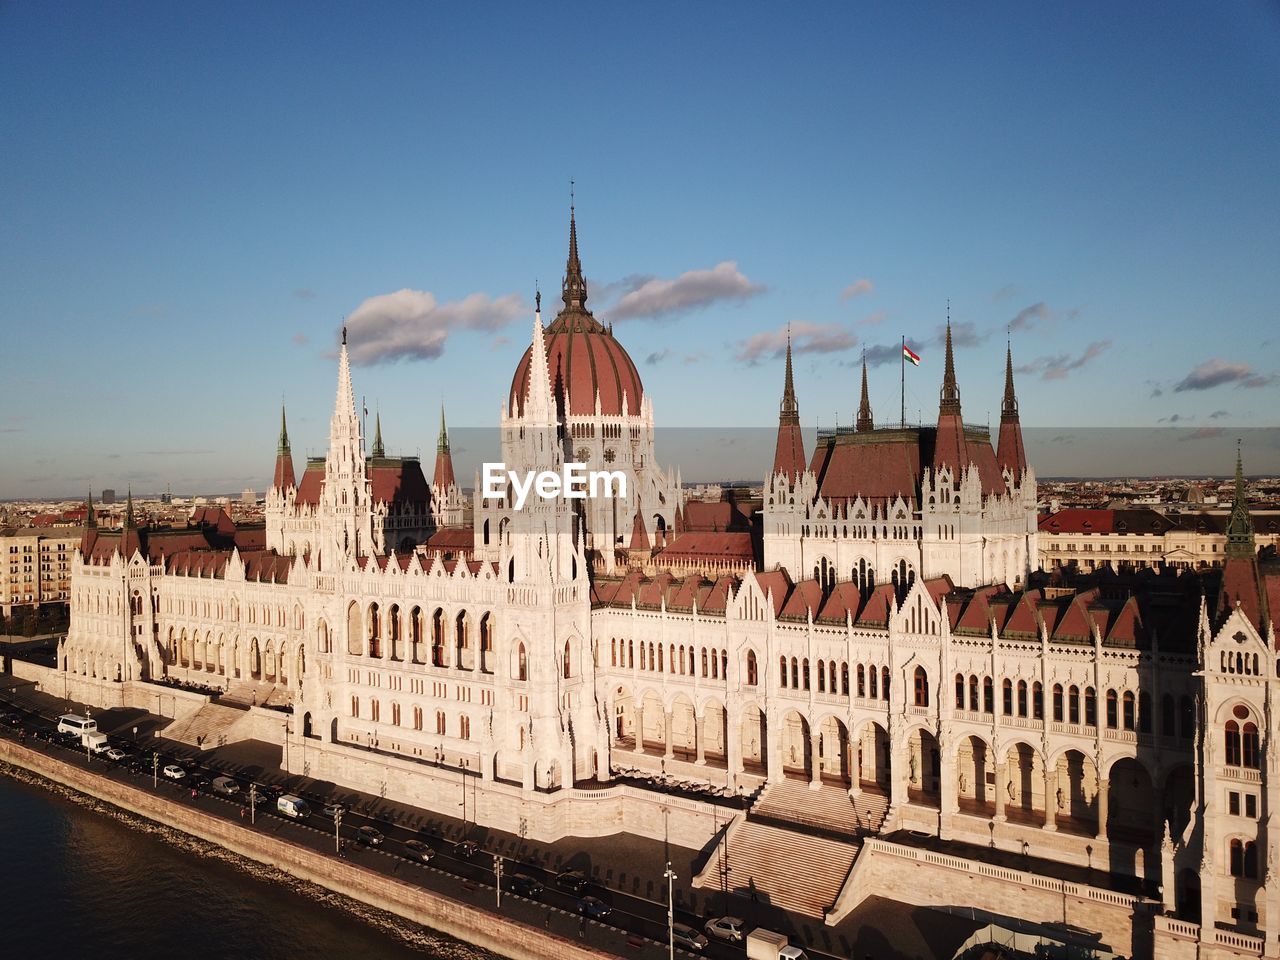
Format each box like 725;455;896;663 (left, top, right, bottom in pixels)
1174;358;1275;392
840;278;874;301
736;321;857;365
1016;340;1111;381
609;261;764;321
345;289;525;364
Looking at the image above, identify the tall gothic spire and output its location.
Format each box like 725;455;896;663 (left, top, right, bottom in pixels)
1001;342;1018;420
433;405;456;490
273;404;297;491
524;302;556;424
1226;442;1255;560
123;488;134;528
772;333;806;482
996;342;1028;478
939;318;961;415
85;489;96;528
932;314;972;478
371;412;385;458
780;330;799;425
334;330;357;427
562;199;588;316
856;353;874;432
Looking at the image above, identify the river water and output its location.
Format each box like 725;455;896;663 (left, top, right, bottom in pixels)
0;770;489;959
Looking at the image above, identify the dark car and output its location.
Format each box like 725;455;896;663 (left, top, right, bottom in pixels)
2;713;22;727
555;870;589;894
672;924;709;951
260;783;285;800
190;775;212;791
575;896;612;920
453;839;478;859
356;825;384;847
403;839;435;863
509;873;543;899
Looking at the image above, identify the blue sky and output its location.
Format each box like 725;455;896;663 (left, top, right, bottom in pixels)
2;2;1278;497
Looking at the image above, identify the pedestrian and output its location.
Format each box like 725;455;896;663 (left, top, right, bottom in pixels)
544;909;551;929
239;806;246;819
578;916;586;938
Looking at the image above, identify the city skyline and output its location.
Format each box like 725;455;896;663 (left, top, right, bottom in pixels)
3;2;1279;497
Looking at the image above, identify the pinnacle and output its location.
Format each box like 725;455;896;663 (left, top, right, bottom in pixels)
857;354;873;432
939;319;961;415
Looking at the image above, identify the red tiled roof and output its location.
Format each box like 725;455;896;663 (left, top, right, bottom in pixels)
426;527;474;549
809;435;921;505
659;531;753;562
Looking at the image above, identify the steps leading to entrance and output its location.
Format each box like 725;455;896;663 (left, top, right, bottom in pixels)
693;816;858;918
164;702;249;747
220;681;282;709
751;779;890;836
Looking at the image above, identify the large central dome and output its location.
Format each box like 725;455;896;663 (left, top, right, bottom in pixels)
509;210;645;418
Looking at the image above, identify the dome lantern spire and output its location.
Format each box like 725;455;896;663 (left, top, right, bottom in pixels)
562;184;588;317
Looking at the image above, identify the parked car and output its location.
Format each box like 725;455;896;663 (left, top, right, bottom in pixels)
2;713;22;727
575;896;612;919
190;775;212;791
403;839;435;863
105;747;129;762
555;869;589;894
260;783;285;800
705;916;746;943
509;873;543;898
162;764;186;780
212;776;240;796
321;802;346;819
672;924;709;951
453;839;478;859
356;825;384;847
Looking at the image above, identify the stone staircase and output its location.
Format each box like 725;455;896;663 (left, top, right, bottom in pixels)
164;702;249;747
852;789;890;834
693;816;858;918
220;681;282;709
751;780;891;836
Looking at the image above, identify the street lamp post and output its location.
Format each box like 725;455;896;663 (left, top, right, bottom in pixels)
83;705;91;762
494;854;503;908
283;717;290;771
461;758;468;829
152;752;159;788
664;861;677;960
334;808;343;854
250;783;257;825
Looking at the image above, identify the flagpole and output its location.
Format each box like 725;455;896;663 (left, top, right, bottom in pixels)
900;335;906;427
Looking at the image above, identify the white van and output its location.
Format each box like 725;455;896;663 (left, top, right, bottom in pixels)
82;731;111;754
277;795;310;819
57;714;97;737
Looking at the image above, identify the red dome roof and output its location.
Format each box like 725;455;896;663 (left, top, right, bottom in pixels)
510;206;645;417
509;312;645;417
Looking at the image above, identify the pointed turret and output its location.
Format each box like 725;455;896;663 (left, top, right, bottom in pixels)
80;489;98;555
856;355;874;433
996;343;1028;477
932;318;970;477
433;405;457;490
120;488;142;559
523;302;556;424
272;405;297;490
1225;444;1255;560
371;412;385;458
771;334;806;482
629;509;651;552
1219;444;1267;631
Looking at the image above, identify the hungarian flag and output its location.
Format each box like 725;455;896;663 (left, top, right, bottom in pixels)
903;345;921;366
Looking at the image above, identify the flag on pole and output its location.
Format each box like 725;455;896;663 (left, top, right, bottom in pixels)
903;345;921;366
